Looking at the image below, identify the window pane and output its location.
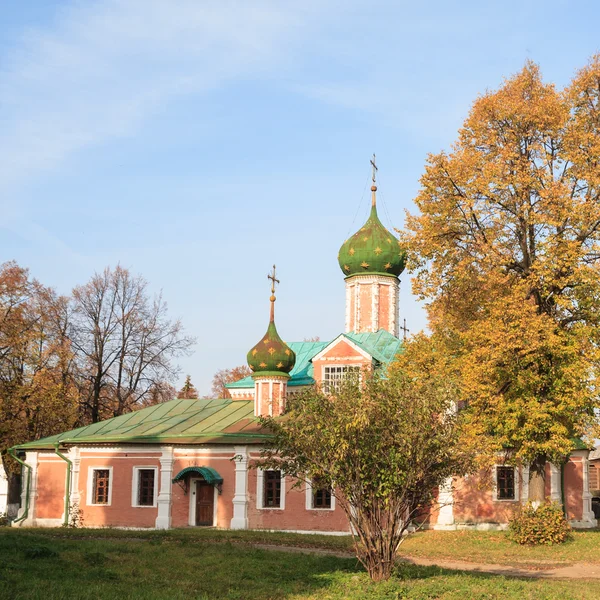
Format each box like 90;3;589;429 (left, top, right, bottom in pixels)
323;366;360;393
312;480;332;509
137;469;155;506
93;469;110;504
496;466;515;500
263;470;281;507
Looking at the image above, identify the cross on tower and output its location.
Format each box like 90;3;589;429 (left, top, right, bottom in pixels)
370;153;378;184
400;318;409;343
268;264;280;294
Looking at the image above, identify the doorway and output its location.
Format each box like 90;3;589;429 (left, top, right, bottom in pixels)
195;480;215;526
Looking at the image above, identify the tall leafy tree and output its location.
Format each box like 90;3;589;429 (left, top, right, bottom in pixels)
210;365;251;399
403;57;600;500
70;265;195;422
0;262;79;491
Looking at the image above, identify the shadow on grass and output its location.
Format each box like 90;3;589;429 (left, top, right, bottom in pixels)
0;528;588;600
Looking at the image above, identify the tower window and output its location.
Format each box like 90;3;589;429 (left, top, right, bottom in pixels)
322;366;360;393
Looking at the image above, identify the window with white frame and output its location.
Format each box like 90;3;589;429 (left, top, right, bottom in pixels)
307;477;334;510
87;467;113;506
132;467;158;507
322;365;360;393
257;469;285;509
495;466;516;500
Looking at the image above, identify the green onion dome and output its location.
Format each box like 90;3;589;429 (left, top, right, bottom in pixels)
247;293;296;378
338;187;407;278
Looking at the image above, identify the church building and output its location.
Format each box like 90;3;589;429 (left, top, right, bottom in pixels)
10;164;597;531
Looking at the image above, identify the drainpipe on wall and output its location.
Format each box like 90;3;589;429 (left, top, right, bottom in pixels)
54;443;72;527
8;447;31;524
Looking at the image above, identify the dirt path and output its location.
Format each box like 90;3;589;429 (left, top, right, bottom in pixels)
250;543;600;580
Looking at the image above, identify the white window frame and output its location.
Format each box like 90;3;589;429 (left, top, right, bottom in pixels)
494;464;519;502
131;466;159;508
305;479;335;511
257;469;285;510
322;365;361;394
86;466;113;507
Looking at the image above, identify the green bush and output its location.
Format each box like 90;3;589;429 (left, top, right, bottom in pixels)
509;502;571;545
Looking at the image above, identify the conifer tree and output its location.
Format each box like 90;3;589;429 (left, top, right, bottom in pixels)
178;375;199;399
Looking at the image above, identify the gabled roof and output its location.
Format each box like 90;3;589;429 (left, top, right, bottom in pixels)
15;398;268;451
227;330;402;390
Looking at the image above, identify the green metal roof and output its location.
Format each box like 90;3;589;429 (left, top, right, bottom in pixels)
172;466;223;485
227;332;401;390
14;398;269;451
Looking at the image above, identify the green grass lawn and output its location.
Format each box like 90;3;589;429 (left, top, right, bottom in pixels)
0;528;598;599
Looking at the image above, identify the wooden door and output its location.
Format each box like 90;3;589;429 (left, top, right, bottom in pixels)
195;481;214;526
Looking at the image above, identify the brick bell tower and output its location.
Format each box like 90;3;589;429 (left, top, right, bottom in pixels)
246;266;296;417
337;155;407;337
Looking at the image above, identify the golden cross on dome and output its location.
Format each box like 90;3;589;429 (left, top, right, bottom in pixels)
268;264;280;294
370;153;378;184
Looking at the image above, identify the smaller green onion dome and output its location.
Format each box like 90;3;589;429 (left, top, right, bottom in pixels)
338;187;407;278
247;279;296;378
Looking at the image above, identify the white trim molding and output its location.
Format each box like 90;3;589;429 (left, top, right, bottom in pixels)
86;466;113;507
436;477;454;528
131;466;159;508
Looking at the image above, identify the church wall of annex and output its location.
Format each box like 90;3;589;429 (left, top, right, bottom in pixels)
36;455;67;520
78;453;161;528
170;452;236;528
246;457;350;532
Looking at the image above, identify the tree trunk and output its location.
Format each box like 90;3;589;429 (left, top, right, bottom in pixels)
529;455;546;504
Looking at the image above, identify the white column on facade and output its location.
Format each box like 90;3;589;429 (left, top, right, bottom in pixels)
582;454;597;524
549;463;562;504
69;446;81;509
436;477;454;528
155;446;174;530
0;463;8;516
372;282;380;332
231;445;249;530
268;381;274;417
389;279;399;338
345;281;351;332
354;282;360;332
520;464;529;503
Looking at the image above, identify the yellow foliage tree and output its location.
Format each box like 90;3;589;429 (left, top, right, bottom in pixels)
402;57;600;501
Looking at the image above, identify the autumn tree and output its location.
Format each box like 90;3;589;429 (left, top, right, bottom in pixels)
70;265;195;422
256;359;469;582
178;375;199;399
210;365;251;399
0;262;79;497
403;57;600;502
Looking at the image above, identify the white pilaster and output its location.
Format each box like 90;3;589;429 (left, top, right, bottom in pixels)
549;463;561;503
354;281;360;332
582;454;597;525
155;446;174;530
435;477;454;528
372;282;379;332
520;464;529;503
69;447;81;508
389;278;399;337
231;446;249;530
0;463;8;516
345;282;351;332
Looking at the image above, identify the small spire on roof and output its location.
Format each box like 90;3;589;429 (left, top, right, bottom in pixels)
370;153;378;207
267;264;279;322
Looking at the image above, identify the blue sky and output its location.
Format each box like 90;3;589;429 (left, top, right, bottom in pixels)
1;0;599;395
